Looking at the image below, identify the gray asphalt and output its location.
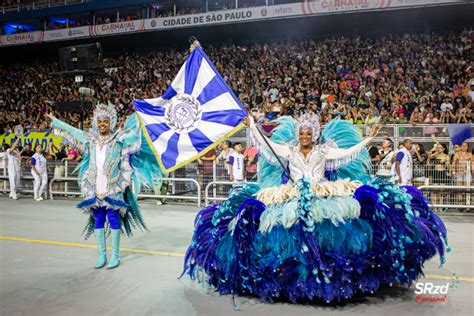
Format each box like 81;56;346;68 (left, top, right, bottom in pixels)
0;196;473;316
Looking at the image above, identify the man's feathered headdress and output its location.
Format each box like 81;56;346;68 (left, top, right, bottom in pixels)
92;103;118;131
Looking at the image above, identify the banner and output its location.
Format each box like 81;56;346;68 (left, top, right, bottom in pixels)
1;31;44;46
0;131;63;150
300;0;464;14
0;0;466;46
43;26;90;42
90;20;145;36
145;4;301;30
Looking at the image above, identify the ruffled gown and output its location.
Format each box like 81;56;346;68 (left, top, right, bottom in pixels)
181;117;448;303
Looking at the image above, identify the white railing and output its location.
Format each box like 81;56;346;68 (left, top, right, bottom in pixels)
244;123;474;152
0;134;473;213
204;180;258;207
418;185;474;210
49;176;81;199
137;177;202;207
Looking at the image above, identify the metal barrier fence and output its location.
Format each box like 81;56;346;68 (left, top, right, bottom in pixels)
49;175;202;206
0;158;251;203
49;177;81;199
0;159;58;198
416;160;472;211
372;159;472;183
0;123;472;213
138;177;202;207
371;158;472;211
418;186;474;210
204;180;258;207
246;124;474;153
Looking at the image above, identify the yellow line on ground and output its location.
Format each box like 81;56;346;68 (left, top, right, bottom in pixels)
424;274;474;282
1;235;473;282
0;235;184;257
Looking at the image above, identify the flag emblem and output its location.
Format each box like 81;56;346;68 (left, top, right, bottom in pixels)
133;44;247;172
165;94;202;133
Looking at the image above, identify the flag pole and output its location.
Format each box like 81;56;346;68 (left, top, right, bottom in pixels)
246;109;294;184
186;38;293;183
189;36;200;52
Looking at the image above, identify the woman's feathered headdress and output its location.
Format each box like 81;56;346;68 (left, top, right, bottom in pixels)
297;113;321;142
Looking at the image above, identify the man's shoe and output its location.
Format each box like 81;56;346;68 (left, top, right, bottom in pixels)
94;229;107;269
107;229;121;269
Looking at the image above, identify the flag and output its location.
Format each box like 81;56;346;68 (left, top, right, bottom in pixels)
447;124;472;145
133;44;247;173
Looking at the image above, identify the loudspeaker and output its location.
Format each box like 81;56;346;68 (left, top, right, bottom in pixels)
55;100;92;113
58;43;102;71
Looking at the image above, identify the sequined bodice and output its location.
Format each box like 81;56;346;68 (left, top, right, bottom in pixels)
288;145;328;183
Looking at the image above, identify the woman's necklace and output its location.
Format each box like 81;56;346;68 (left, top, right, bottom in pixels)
300;146;314;161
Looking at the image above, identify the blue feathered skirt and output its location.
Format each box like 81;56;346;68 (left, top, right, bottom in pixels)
181;178;448;303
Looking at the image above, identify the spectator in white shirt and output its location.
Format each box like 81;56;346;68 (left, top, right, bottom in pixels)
440;97;455;123
30;144;48;201
269;84;279;103
394;139;414;186
216;140;235;180
0;144;8;191
6;139;21;200
229;143;245;183
468;84;474;103
376;139;395;178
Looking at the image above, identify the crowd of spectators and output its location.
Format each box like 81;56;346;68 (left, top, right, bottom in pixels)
369;136;472;209
371;137;472;183
238;0;266;8
2;31;473;204
1;30;473;135
2;0;83;11
207;0;266;11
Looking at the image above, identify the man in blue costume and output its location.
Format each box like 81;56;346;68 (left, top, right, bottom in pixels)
46;103;161;269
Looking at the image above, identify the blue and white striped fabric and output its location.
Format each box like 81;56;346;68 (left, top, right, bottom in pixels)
447;124;472;145
133;45;247;172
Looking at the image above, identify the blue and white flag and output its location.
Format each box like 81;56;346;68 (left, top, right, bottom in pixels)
447;124;472;145
133;44;247;172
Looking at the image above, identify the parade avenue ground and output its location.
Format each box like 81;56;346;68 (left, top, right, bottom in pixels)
0;197;473;316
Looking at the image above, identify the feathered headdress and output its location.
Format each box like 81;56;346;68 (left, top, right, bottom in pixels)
92;103;118;131
297;113;321;142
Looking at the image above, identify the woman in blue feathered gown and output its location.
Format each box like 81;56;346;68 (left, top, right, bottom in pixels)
181;113;448;303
